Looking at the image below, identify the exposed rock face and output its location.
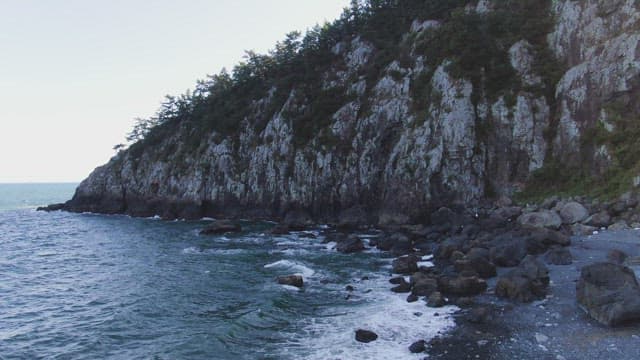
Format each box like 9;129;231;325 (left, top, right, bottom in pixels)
60;1;640;223
577;262;640;326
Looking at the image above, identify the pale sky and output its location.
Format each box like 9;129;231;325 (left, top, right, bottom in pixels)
0;0;349;183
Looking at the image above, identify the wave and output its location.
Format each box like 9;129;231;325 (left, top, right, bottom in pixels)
264;260;316;278
285;275;457;359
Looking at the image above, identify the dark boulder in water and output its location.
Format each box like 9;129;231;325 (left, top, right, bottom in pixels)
355;329;378;343
200;220;241;235
392;255;420;274
270;224;291;235
277;275;304;288
577;262;640;326
336;235;365;253
409;340;426;353
495;255;549;302
37;203;65;212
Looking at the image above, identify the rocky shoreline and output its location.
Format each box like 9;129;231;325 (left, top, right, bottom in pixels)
42;192;640;358
191;192;640;358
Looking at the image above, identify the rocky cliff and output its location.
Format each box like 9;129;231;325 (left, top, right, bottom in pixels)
62;0;640;225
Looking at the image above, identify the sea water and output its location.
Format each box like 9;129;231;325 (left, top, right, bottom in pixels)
0;183;456;359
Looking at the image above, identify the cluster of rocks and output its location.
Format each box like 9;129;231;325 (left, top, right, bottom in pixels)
202;194;640;352
516;192;640;236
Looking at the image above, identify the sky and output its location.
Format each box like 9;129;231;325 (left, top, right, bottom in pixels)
0;0;350;183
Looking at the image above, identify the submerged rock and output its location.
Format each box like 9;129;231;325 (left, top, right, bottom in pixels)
277;275;304;288
200;220;241;235
409;340;426;353
577;262;640;327
355;329;378;343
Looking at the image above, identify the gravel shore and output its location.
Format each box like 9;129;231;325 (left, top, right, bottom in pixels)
427;229;640;360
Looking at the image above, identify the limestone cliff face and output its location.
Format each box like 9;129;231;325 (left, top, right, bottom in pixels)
65;0;640;224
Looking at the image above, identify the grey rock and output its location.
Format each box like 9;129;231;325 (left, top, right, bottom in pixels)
559;202;589;224
496;255;549;302
355;329;378;343
336;235;365;253
608;220;630;231
585;211;612;228
200;220;241;235
392;255;420;274
577;263;640;327
409;340;426;353
518;211;562;229
544;247;573;265
427;291;446;308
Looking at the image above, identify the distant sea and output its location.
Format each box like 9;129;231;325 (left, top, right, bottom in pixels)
0;183;455;359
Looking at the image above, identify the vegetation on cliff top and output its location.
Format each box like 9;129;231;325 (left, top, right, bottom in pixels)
120;0;557;158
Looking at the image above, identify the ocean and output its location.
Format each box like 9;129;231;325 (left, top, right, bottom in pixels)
0;183;455;359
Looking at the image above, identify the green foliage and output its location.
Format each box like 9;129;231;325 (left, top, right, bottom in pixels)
123;0;562;165
517;97;640;203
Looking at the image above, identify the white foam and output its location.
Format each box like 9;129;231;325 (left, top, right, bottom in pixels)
324;242;337;251
417;261;434;268
264;260;316;278
281;285;303;292
284;276;457;359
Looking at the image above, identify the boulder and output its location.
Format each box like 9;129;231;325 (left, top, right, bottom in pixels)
409;340;427;353
270;224;291;235
571;223;597;236
200;220;242;235
490;238;527;267
410;272;438;296
439;275;487;296
517;211;562;229
526;227;571;247
577;263;640;326
391;278;412;293
607;249;628;264
491;206;523;222
427;292;446;308
608;220;630;231
465;248;497;278
495;256;549;302
336;235;365;254
392;255;420;274
355;329;378;343
435;237;464;260
277;275;303;288
544;247;573;265
559;201;589;224
584;211;612;228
